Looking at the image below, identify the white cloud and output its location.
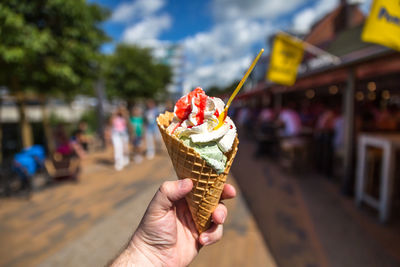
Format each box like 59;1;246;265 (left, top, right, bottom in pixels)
358;0;372;14
181;0;312;89
186;56;253;89
112;0;172;57
292;0;338;33
213;0;305;21
111;0;165;23
122;14;171;46
293;9;317;33
185;20;270;62
110;0;369;91
182;0;375;89
184;19;274;88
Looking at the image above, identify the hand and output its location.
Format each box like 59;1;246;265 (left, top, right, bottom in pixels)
111;178;236;267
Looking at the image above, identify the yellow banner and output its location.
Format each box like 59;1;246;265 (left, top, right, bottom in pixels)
266;33;304;86
362;0;400;51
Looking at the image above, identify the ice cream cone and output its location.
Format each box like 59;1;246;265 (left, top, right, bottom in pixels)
157;111;239;233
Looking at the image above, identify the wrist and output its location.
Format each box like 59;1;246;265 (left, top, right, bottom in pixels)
111;234;159;266
127;232;165;267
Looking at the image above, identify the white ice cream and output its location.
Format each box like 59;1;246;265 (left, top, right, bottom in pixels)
168;95;236;153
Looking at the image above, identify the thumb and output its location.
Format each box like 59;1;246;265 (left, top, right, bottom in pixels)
151;179;193;211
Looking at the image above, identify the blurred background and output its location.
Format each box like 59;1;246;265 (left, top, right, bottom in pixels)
1;0;400;266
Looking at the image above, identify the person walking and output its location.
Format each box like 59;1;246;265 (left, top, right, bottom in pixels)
144;100;159;160
130;106;144;163
278;104;302;138
111;108;130;171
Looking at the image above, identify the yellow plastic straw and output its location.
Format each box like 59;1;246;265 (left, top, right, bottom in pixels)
214;48;264;130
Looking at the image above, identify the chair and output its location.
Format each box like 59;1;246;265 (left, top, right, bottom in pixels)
45;152;80;181
280;137;308;172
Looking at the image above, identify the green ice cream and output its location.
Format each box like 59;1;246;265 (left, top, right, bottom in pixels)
168;87;237;174
181;137;227;174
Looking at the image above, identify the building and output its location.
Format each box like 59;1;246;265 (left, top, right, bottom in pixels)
156;43;185;100
239;1;400;197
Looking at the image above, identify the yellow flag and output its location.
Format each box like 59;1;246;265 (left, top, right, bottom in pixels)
267;33;304;86
362;0;400;51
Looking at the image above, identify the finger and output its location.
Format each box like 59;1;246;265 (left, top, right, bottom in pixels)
152;179;193;211
176;199;199;236
211;203;227;224
221;183;236;200
199;224;223;246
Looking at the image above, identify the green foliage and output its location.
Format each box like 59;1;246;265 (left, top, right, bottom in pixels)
0;0;110;96
48;112;67;127
207;86;223;97
104;44;172;101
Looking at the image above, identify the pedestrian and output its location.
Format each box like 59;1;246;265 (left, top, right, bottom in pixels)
255;106;277;157
111;108;130;171
130;106;144;163
278;103;302;138
49;124;82;181
314;105;337;176
110;179;236;266
144;99;159;160
70;129;87;159
76;121;90;151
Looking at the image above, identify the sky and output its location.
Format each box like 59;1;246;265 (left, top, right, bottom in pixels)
90;0;372;89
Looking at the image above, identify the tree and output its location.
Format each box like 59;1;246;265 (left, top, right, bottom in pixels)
105;44;172;105
0;2;51;148
0;0;109;151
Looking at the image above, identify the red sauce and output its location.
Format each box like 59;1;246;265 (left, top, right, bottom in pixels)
194;93;207;125
171;121;182;134
174;87;207;126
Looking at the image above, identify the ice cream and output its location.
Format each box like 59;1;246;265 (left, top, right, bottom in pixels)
166;87;237;173
157;48;262;233
156;94;239;233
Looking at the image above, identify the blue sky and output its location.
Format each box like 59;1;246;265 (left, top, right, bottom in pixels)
91;0;371;88
91;0;214;47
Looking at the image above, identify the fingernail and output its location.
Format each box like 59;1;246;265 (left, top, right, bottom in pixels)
178;179;189;189
220;212;226;224
201;235;209;245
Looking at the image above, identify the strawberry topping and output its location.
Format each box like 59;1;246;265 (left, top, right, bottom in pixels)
174;87;207;125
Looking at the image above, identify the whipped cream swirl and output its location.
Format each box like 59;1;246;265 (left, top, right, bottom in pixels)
167;87;236;153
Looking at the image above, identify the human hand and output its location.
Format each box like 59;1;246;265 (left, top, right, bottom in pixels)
111;178;236;267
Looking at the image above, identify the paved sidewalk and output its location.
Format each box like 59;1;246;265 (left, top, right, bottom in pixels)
232;140;328;267
1;149;276;267
232;138;400;267
38;182;160;266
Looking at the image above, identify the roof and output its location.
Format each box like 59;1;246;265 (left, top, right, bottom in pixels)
326;24;372;57
305;3;365;47
241;2;400;97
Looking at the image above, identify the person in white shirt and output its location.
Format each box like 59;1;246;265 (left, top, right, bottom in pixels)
111;108;130;171
278;106;302;137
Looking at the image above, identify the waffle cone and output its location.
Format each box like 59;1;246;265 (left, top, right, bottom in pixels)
157;111;239;233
